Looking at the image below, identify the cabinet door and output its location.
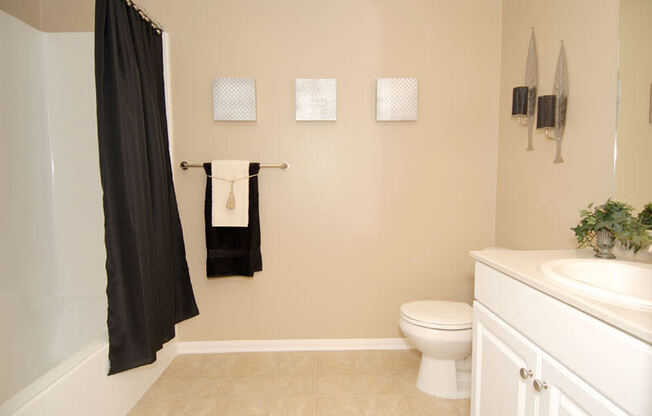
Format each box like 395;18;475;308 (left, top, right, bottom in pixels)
537;353;628;416
471;302;538;416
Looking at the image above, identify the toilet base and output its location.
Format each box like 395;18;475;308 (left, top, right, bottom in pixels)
416;355;470;399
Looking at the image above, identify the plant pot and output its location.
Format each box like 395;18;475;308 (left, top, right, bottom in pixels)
595;228;616;259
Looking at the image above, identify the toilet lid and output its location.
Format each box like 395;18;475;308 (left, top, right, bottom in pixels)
400;300;472;330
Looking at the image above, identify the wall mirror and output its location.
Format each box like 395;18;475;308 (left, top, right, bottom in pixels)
614;0;652;210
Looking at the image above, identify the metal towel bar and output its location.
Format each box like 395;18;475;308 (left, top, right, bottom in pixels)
180;161;289;170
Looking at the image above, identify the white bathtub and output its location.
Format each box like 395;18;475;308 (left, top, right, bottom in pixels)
0;295;173;416
2;315;174;416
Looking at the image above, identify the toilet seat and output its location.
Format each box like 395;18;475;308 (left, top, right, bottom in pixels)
400;300;472;330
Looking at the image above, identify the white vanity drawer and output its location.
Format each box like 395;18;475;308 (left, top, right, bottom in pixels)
474;262;652;416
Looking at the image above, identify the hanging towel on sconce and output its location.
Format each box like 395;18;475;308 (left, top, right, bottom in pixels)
203;162;262;277
210;160;251;227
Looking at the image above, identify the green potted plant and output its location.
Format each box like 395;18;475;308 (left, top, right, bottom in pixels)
571;199;652;258
639;203;652;231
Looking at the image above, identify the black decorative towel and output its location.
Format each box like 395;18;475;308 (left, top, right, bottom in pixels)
203;163;262;277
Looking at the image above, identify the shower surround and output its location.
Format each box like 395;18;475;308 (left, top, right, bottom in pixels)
0;10;172;416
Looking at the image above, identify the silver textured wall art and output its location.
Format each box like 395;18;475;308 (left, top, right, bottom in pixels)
295;78;337;121
376;78;418;121
213;78;256;121
551;41;568;163
525;29;538;151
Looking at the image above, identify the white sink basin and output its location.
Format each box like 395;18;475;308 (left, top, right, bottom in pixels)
540;259;652;309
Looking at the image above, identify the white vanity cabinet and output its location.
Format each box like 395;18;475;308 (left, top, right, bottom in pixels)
473;302;627;416
537;352;625;416
472;303;537;416
470;261;652;416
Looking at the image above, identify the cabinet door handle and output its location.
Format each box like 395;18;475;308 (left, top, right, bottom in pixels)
533;379;548;392
519;368;533;379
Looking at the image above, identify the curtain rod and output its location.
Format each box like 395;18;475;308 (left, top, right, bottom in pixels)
180;161;290;170
125;0;163;35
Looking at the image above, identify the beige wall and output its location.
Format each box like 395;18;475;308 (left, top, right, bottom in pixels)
39;0;94;32
1;0;502;341
1;0;625;341
0;0;93;31
495;0;619;249
0;0;40;28
135;0;502;341
615;0;652;210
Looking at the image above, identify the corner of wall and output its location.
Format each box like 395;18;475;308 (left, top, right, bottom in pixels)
0;0;42;30
492;0;506;249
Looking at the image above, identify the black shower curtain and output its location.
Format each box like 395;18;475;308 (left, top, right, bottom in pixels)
95;0;198;375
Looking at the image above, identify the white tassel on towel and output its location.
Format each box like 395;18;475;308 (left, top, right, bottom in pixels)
211;160;250;227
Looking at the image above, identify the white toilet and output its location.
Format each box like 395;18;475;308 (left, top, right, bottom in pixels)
399;300;473;399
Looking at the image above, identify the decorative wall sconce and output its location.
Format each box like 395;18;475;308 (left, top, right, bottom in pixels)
537;94;557;134
537;41;568;164
511;29;538;151
512;86;529;125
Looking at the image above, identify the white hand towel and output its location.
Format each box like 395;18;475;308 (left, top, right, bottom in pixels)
211;160;250;227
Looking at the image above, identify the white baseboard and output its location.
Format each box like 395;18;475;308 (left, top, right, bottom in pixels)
177;337;413;354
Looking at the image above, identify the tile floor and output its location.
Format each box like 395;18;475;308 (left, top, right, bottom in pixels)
129;350;470;416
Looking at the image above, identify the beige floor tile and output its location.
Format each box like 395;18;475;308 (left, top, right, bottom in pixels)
352;351;394;372
360;395;411;416
173;398;224;415
268;397;315;416
128;398;176;416
175;376;232;400
270;374;315;397
239;352;317;376
220;398;267;416
354;373;399;395
405;391;461;416
276;352;317;375
315;373;358;397
162;354;243;378
227;375;274;398
316;351;357;373
393;371;420;395
160;354;206;378
238;353;280;375
133;350;464;416
385;350;421;371
315;396;363;416
316;351;394;373
202;354;245;376
138;377;180;403
454;399;471;416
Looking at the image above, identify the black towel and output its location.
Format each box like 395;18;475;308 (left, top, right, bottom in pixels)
203;163;262;277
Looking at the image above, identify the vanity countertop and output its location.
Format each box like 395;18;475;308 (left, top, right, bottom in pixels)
470;249;652;345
